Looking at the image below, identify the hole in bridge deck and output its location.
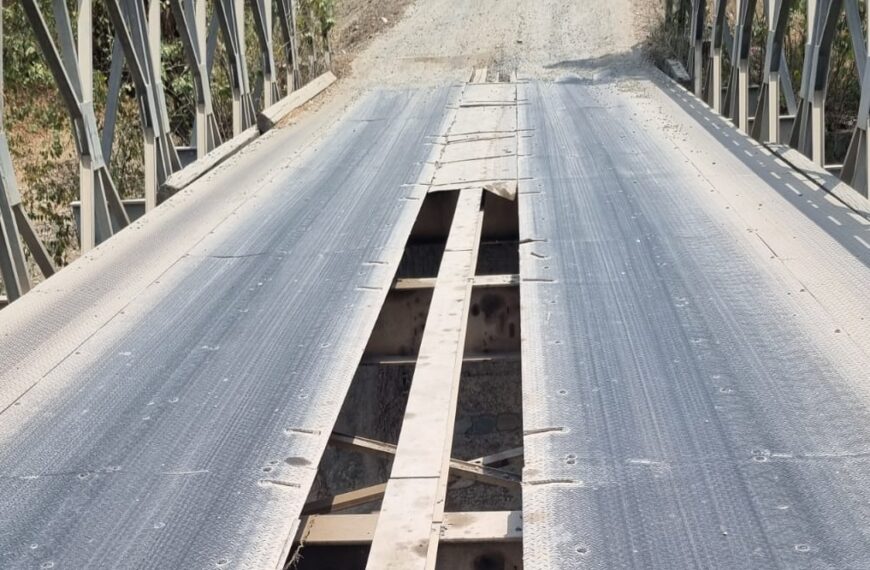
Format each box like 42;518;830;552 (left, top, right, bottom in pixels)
396;190;460;279
287;190;523;570
477;192;519;276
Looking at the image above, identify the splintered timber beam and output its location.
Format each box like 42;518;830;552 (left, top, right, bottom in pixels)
302;483;388;515
297;511;523;546
328;433;521;489
366;188;485;569
469;447;524;468
303;443;523;517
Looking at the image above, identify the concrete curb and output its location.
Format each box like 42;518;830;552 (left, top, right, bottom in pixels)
257;72;337;134
161;72;337;196
162;126;259;195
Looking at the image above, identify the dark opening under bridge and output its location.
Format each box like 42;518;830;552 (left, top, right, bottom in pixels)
1;1;870;569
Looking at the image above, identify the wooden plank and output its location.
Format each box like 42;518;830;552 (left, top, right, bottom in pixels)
471;67;488;83
302;483;387;515
394;273;519;290
449;105;518;137
469;447;524;468
366;188;484;569
440;510;523;543
256;71;336;134
330;433;395;458
299;511;522;545
431;155;517;188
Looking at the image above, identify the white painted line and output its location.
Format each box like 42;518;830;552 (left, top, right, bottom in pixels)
828;216;843;226
784;183;802;196
770;172;781;180
808;200;819;209
744;150;753;157
855;235;870;249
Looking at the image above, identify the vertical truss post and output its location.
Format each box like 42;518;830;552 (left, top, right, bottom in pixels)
792;0;842;165
170;0;223;158
145;0;160;210
706;0;726;111
105;0;182;209
0;141;30;301
753;0;795;142
766;0;781;141
196;0;209;156
78;0;96;250
250;0;280;107
0;0;56;303
689;0;706;97
307;3;316;78
726;0;756;132
101;40;124;163
234;0;245;132
810;0;826;165
0;4;28;300
265;0;275;105
277;0;301;92
22;0;130;250
840;0;870;195
0;7;55;301
216;0;256;135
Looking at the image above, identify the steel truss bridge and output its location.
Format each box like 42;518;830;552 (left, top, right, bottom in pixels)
0;1;870;569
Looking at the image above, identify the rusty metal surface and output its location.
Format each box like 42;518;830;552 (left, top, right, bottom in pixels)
519;79;870;569
0;86;452;569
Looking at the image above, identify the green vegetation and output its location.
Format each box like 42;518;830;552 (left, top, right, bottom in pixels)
2;0;333;272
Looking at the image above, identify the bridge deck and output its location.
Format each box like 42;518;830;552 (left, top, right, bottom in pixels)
1;70;870;569
0;87;453;569
520;77;870;568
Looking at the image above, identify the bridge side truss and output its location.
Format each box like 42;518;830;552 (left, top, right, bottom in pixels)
0;0;317;304
677;0;870;195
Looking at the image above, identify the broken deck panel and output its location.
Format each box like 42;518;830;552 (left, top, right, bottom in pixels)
518;80;870;568
0;87;454;569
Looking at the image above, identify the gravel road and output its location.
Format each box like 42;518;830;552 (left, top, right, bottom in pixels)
347;0;642;86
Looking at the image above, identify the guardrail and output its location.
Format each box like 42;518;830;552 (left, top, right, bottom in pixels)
0;0;330;304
